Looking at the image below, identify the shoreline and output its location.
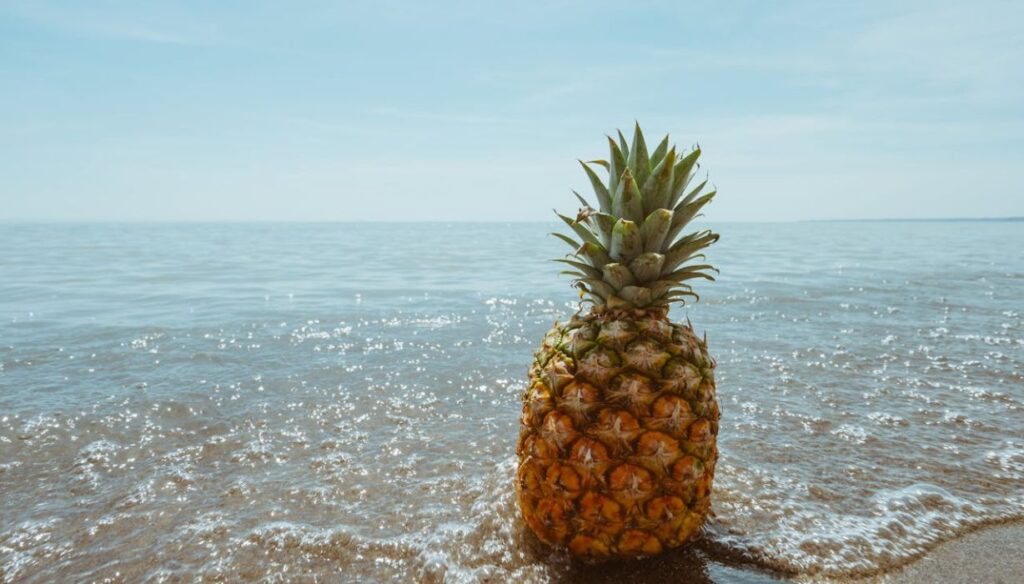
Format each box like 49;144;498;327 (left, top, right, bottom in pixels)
557;521;1024;583
869;521;1024;584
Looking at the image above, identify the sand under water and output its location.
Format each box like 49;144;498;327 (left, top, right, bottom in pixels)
1;221;1022;582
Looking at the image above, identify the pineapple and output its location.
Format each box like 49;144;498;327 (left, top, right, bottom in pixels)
516;124;720;561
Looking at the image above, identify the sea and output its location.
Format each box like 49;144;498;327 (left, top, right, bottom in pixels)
1;221;1022;583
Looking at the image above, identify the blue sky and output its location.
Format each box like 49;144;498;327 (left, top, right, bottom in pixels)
2;0;1022;221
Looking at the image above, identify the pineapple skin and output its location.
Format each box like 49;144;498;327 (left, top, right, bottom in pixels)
516;308;719;561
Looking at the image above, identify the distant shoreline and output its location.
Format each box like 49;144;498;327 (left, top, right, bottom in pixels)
805;216;1024;223
1;217;1022;224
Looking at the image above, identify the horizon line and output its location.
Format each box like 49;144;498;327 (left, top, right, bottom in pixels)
0;216;1022;224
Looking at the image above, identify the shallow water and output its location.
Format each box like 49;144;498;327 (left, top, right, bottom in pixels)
1;221;1022;582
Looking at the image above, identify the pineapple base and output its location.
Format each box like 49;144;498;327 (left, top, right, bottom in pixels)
516;310;719;561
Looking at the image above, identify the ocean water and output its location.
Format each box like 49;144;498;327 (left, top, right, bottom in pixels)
1;221;1022;583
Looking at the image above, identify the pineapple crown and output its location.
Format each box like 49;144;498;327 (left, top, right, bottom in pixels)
553;123;719;310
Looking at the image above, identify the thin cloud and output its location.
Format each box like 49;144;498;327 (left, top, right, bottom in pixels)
3;1;223;46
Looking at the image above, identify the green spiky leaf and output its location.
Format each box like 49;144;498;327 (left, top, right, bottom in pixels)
587;212;617;247
556;212;601;246
669;148;701;206
551;124;719;309
614;169;644;223
553;258;602;279
666;191;715;244
577;241;613;268
649;135;670;168
628;123;650;187
628;252;665;282
649;279;692;300
609;218;642;262
662;265;717;283
602;263;636;290
551;232;580;250
580;278;616;299
618;285;653;307
579;161;613;213
607;136;627;195
640;208;674;252
663;231;718;272
674;179;707;211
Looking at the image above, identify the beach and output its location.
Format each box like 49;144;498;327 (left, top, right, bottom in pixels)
882;523;1024;584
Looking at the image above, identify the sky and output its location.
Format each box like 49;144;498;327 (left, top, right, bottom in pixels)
1;0;1022;222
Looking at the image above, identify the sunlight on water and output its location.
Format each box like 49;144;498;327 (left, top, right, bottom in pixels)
1;222;1022;581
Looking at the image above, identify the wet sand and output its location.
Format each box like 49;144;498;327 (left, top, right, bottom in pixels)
882;523;1024;584
558;539;788;583
558;522;1024;583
